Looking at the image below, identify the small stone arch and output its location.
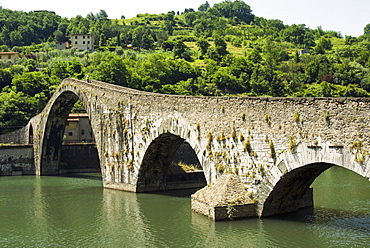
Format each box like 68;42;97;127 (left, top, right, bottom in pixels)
258;142;370;217
136;117;208;192
260;162;333;216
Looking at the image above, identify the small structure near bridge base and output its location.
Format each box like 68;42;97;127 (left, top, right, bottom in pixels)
191;173;256;220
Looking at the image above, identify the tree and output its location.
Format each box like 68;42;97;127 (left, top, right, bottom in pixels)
314;37;333;54
213;35;229;59
0;69;11;89
132;26;155;49
96;10;109;20
196;37;210;58
12;71;51;97
364;23;370;35
282;24;315;47
248;49;262;64
211;0;254;24
89;53;128;86
163;11;176;35
173;40;191;60
198;1;210;12
0;90;37;130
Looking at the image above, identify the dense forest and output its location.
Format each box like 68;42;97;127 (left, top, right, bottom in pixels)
1;0;370;132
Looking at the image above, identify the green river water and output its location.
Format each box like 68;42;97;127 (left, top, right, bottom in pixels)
0;166;369;248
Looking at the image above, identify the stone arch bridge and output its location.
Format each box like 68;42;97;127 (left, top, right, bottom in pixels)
2;78;370;220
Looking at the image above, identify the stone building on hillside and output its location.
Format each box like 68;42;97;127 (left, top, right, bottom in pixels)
71;34;94;52
0;52;21;63
56;41;70;50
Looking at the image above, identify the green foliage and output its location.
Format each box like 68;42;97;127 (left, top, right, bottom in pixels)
293;111;300;122
0;90;38;133
1;3;370;130
269;140;276;160
243;137;252;154
288;136;296;152
212;0;254;24
323;110;330;122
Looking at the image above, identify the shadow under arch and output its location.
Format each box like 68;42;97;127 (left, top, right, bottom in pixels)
136;132;206;192
40;90;99;175
261;162;338;217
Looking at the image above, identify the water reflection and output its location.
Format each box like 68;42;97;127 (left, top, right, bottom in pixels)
0;166;368;247
97;188;154;247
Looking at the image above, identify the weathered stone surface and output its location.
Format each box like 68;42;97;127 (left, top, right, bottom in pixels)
0;144;102;175
0;145;34;175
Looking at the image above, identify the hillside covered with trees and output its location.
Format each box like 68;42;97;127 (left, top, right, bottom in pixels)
1;1;370;133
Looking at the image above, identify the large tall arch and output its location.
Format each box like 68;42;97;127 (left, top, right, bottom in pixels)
39;91;79;174
36;86;102;175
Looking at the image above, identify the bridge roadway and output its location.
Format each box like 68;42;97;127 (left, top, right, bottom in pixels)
2;78;370;220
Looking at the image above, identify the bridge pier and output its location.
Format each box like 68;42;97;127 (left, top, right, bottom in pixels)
191;174;257;220
191;173;314;220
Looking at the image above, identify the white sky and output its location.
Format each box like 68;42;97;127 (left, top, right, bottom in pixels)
1;0;369;37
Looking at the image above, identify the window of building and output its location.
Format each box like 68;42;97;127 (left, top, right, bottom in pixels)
87;41;90;44
68;132;73;136
8;55;11;59
0;55;2;59
88;36;90;39
75;36;77;39
83;36;85;39
83;41;85;44
75;41;78;45
81;129;85;135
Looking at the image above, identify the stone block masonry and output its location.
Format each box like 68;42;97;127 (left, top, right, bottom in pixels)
0;145;35;175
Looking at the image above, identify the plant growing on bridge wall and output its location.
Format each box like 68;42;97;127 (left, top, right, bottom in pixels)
258;164;266;177
241;112;246;121
216;131;226;143
350;139;367;164
293;111;300;123
264;114;271;126
288;136;296;152
226;204;236;219
231;128;237;142
195;122;200;131
195;123;201;140
239;133;245;142
323;110;330;123
127;159;134;172
269;141;276;160
206;131;213;150
350;139;362;151
216;163;225;173
243;137;252;154
247;191;258;204
251;150;258;157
